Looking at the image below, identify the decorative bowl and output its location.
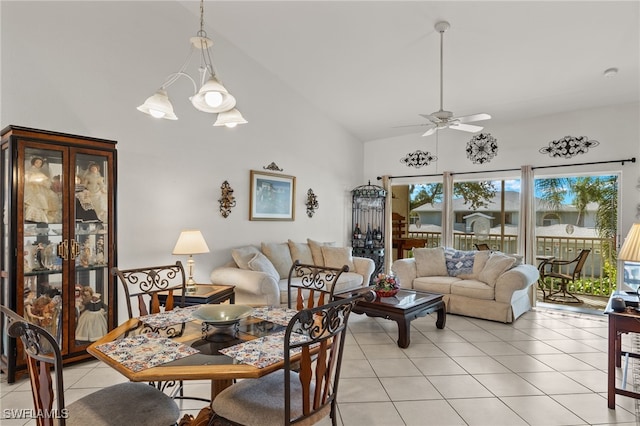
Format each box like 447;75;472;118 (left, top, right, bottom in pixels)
192;305;253;326
375;289;399;298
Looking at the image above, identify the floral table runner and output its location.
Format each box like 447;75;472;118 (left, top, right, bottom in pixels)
94;332;199;372
219;330;309;368
250;306;299;326
138;305;200;328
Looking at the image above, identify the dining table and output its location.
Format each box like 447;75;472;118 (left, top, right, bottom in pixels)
87;305;301;422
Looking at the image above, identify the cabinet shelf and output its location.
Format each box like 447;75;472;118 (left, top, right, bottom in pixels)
1;125;118;383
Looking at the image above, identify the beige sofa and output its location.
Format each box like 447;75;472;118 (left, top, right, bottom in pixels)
210;239;375;306
391;247;539;323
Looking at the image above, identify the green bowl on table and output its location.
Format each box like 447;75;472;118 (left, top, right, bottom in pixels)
192;305;253;326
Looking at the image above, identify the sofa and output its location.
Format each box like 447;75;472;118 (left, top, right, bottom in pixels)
210;239;375;306
391;247;539;323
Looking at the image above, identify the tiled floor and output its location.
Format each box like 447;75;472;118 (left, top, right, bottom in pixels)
1;306;639;425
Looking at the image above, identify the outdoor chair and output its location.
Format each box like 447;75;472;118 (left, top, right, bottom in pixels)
211;291;375;426
111;261;208;402
0;304;180;426
541;249;591;304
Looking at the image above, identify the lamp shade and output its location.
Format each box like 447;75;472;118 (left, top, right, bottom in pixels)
172;230;210;255
619;223;640;262
190;76;237;113
137;89;178;120
213;108;248;127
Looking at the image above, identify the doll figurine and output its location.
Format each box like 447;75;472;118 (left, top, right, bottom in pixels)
81;162;107;222
24;157;55;223
75;286;107;342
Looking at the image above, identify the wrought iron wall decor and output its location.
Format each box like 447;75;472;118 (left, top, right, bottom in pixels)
263;162;283;172
466;133;498;164
305;188;319;217
400;150;438;168
539;135;599;159
218;180;236;218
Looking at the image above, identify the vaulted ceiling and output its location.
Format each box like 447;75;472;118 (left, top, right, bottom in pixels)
193;1;639;142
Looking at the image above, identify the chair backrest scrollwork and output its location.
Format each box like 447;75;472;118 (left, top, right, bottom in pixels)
287;259;349;310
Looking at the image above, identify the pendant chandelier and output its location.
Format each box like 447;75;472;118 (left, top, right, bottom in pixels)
137;0;247;128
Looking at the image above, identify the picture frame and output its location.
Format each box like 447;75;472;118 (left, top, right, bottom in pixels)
249;170;296;221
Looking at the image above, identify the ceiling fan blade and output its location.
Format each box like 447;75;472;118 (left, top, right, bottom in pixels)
393;123;437;129
449;122;484;133
456;113;491;124
422;126;437;137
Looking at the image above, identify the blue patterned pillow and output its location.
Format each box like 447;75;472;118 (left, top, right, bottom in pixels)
444;248;476;277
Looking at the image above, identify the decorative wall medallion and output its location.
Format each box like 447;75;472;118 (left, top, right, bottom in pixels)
466;133;498;164
263;162;284;172
305;188;319;218
400;150;437;168
218;180;236;218
539;135;599;159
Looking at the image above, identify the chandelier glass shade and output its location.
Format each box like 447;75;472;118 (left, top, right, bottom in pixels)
137;0;245;127
213;108;248;127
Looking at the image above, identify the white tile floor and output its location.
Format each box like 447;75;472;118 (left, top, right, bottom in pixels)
1;306;639;425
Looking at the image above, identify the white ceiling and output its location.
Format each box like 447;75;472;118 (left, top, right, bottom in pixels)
189;1;639;142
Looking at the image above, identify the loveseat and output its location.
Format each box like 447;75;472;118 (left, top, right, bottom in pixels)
391;247;539;323
210;239;375;306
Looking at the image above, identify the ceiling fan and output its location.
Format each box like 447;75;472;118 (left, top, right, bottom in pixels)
401;21;491;137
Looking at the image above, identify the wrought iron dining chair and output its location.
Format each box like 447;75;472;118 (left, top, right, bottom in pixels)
111;261;208;402
210;291;375;426
541;249;591;304
287;259;349;310
0;304;180;426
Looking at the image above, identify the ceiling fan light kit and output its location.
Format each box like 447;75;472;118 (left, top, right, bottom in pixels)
403;21;491;137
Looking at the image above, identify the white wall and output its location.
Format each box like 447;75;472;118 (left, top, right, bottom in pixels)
364;102;640;242
1;1;364;284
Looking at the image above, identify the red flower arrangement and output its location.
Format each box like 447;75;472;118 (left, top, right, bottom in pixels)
373;273;400;297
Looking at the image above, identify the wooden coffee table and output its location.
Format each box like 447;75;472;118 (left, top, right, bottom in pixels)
335;287;445;348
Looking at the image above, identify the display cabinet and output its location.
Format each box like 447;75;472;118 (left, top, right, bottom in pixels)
1;126;117;383
351;182;386;282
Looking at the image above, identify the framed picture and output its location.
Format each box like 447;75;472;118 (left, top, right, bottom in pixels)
249;170;296;221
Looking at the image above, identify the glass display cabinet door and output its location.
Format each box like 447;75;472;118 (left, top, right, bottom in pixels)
22;147;65;347
70;153;110;350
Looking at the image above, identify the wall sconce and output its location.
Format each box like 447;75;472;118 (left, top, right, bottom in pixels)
306;189;319;217
137;0;247;127
219;180;236;218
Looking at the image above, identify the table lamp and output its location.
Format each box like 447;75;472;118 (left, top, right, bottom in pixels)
172;230;210;293
619;223;640;302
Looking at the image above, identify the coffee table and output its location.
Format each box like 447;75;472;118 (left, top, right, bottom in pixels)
335;287;445;348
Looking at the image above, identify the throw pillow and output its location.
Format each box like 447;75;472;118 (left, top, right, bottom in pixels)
247;252;280;281
413;247;448;277
478;252;516;286
495;252;523;268
307;239;336;266
261;242;294;279
471;250;491;276
287;240;314;264
321;246;355;271
444;248;476;277
231;246;260;270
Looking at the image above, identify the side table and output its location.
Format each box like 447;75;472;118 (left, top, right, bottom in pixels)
606;291;640;408
158;284;235;307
